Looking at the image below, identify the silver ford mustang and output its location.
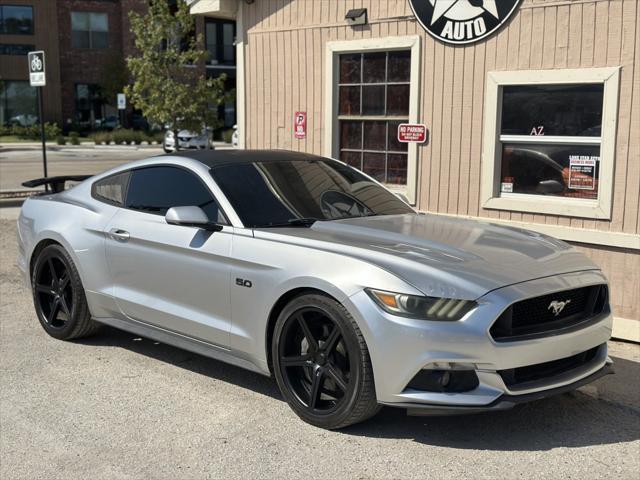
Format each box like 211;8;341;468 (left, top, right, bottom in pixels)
17;150;613;429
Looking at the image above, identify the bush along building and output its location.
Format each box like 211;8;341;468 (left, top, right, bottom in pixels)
188;0;640;342
0;0;236;134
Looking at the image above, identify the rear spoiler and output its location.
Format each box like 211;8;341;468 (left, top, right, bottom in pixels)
22;175;92;194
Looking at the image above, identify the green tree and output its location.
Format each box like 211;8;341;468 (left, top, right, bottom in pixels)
100;54;129;108
125;0;231;147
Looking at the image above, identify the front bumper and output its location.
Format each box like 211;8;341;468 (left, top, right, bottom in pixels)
346;270;613;411
404;362;614;416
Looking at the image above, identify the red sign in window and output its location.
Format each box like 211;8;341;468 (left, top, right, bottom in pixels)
397;123;427;143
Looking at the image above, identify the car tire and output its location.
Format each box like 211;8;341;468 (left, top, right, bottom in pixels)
163;143;172;153
272;293;380;429
31;244;100;340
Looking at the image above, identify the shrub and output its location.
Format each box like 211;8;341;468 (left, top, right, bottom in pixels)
222;128;234;144
69;131;80;145
56;136;66;145
111;128;129;145
92;132;112;145
43;122;61;140
7;122;61;140
147;131;164;144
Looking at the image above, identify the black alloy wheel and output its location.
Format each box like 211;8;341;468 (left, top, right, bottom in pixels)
34;253;73;330
279;306;351;413
31;244;99;340
272;294;379;429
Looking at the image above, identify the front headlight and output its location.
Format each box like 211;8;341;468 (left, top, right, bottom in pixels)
166;131;174;138
365;288;476;321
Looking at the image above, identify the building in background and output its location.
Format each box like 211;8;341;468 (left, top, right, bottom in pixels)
189;0;640;342
0;0;236;132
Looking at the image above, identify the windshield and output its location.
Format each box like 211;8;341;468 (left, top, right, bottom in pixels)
210;159;414;228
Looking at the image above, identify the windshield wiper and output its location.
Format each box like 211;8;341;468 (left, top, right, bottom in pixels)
261;218;319;228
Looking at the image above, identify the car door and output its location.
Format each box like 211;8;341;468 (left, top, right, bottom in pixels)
104;165;233;348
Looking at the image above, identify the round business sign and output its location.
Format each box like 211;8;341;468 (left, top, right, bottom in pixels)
408;0;523;45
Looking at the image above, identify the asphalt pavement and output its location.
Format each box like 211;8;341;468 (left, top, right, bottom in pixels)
0;217;639;479
0;146;163;191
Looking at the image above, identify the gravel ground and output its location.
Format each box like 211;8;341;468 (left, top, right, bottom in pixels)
1;218;638;480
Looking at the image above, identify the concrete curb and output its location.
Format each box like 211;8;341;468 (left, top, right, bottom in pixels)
0;143;164;151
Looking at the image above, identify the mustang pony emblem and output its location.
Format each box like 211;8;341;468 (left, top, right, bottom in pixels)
548;299;571;316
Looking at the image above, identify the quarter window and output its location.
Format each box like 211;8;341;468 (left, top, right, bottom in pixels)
0;5;33;35
92;172;131;206
71;12;108;49
337;51;410;185
125;166;227;223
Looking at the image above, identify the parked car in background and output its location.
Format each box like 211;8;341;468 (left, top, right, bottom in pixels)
18;150;613;430
9;114;38;126
96;116;119;130
163;128;213;152
131;114;150;131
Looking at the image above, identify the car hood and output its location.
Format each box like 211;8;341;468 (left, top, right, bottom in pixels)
255;213;599;300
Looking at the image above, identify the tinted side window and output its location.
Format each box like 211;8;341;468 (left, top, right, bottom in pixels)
125;166;226;223
92;171;131;206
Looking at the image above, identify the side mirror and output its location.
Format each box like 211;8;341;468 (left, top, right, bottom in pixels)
165;206;223;232
536;179;564;194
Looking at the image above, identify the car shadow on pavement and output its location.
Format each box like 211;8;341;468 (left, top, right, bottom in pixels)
78;328;639;450
76;325;282;400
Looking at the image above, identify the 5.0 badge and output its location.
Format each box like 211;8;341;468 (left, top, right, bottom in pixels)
409;0;523;45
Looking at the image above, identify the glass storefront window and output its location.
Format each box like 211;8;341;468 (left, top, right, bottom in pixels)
0;81;38;126
501;84;604;136
501;143;600;200
0;5;33;35
75;83;104;127
498;83;603;201
337;50;411;185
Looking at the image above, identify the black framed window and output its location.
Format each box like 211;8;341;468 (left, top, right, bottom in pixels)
337;51;410;185
125;166;227;223
71;12;108;49
0;43;34;55
499;84;603;201
0;80;38;126
0;5;33;35
205;18;236;66
75;84;104;127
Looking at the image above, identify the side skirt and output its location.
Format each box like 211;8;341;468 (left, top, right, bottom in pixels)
93;315;270;376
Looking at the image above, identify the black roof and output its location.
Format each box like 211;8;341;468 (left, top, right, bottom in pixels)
163;149;327;168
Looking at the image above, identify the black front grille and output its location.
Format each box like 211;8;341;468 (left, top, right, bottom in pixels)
499;345;602;389
490;284;608;341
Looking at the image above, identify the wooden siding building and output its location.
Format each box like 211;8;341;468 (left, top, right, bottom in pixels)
189;0;640;341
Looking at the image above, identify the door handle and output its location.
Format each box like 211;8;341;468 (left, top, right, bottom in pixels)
109;228;130;242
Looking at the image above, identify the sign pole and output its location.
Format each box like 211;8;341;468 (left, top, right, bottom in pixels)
37;86;48;183
28;50;48;190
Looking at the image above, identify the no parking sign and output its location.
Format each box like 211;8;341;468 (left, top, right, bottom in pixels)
294;112;306;139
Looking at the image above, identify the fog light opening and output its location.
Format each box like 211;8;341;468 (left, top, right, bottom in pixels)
407;365;479;393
